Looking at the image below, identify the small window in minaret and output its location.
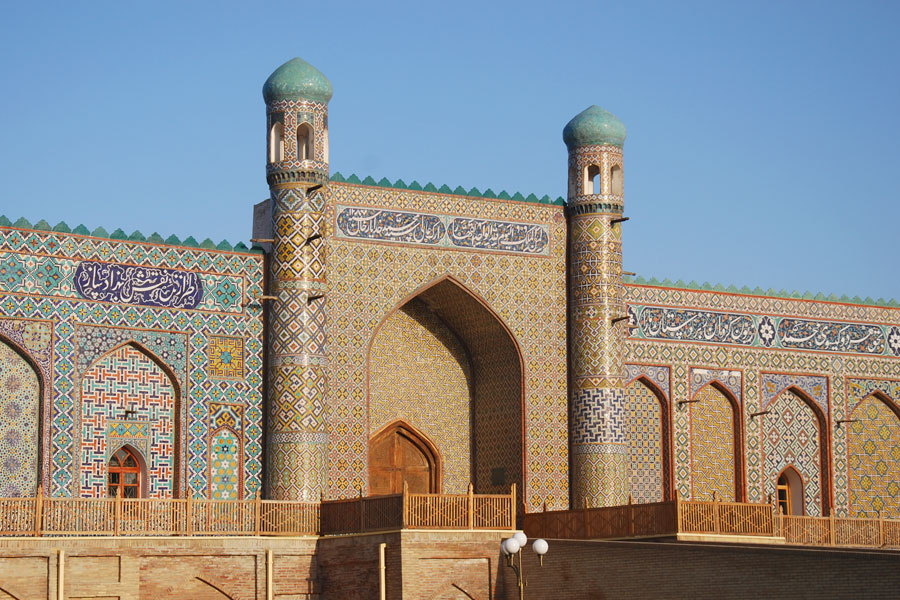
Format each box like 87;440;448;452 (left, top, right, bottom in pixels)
585;164;601;194
269;122;285;163
611;165;623;196
297;123;314;162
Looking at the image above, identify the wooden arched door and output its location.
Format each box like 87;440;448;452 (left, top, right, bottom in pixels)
369;422;439;495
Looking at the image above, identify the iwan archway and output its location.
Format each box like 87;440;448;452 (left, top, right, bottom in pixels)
366;276;525;507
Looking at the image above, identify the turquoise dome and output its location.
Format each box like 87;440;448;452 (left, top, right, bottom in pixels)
263;57;333;104
562;105;626;150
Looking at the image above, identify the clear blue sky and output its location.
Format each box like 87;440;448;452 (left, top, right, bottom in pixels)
1;1;898;300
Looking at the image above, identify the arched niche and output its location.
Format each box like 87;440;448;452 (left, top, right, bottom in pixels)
762;387;830;516
848;392;900;518
689;382;743;502
269;121;284;162
624;376;672;502
296;122;314;161
366;276;525;508
79;342;180;498
0;336;43;497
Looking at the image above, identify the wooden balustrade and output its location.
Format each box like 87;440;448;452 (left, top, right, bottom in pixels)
779;513;900;548
0;484;514;538
320;483;516;534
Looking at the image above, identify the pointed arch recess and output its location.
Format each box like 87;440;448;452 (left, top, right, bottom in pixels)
847;391;900;518
365;274;526;508
625;375;673;501
690;381;744;502
762;386;831;515
776;465;805;516
0;334;44;497
78;341;180;498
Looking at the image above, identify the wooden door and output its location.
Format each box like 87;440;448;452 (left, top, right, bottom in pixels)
369;423;438;495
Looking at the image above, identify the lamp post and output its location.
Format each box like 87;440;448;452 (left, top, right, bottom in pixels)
501;532;548;600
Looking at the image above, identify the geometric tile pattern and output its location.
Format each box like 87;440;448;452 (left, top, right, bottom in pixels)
368;300;472;494
690;384;737;501
760;373;828;416
761;390;823;515
325;182;568;511
0;338;41;496
79;345;176;498
625;379;665;502
208;335;244;380
0;222;264;499
848;395;900;518
209;403;243;500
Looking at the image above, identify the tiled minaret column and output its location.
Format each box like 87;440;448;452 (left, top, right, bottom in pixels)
564;106;629;508
263;58;332;501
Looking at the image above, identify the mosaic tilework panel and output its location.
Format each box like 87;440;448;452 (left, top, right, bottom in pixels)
761;390;823;515
267;181;329;501
690;385;737;501
0;318;52;490
0;224;264;498
0;339;41;496
325;183;568;511
629;304;897;356
690;368;742;402
625;380;665;503
209;403;243;500
208;335;244;380
625;364;671;398
0;253;244;314
368;300;472;494
572;388;626;445
761;373;828;415
848;394;900;518
79;345;176;498
334;205;551;256
625;284;900;514
571;444;628;507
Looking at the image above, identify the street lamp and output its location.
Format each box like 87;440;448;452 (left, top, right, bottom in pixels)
501;532;549;600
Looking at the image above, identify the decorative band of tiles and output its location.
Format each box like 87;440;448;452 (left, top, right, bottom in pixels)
270;354;327;367
74;261;203;309
629;304;900;357
334;205;550;256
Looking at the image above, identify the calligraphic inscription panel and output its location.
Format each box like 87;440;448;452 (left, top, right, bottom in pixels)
74;261;203;309
334;205;550;256
629;304;894;356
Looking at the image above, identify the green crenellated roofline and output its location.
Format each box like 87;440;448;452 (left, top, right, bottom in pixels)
623;274;900;309
0;215;262;254
329;172;566;206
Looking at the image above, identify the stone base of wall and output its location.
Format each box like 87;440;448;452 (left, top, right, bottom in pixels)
0;530;511;599
4;533;899;599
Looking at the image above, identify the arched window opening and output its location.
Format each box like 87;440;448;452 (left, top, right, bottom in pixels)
269;122;285;163
108;446;143;498
776;467;804;516
610;165;623;195
584;164;601;194
297;123;314;161
323;121;329;163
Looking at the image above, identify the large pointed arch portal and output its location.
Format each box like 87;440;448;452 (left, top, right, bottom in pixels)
367;276;524;506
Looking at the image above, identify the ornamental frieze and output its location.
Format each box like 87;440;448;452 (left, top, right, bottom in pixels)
334;205;550;256
74;260;203;309
628;304;900;357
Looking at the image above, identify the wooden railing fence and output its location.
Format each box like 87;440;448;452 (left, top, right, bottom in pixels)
524;495;775;541
0;484;515;537
779;513;900;548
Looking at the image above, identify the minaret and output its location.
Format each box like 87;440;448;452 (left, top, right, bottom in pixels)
564;106;629;508
262;57;332;501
